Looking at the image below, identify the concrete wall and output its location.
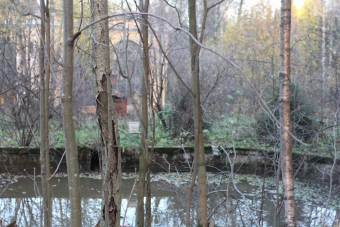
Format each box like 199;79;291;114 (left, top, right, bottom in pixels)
0;146;339;182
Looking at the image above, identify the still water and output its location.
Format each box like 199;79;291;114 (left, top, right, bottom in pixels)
0;174;339;226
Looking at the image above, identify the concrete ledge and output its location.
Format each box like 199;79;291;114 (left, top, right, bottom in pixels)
0;146;338;182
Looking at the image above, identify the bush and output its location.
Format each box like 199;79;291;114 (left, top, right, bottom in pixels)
255;83;319;143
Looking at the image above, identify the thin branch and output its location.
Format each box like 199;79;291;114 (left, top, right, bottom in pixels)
10;0;41;19
207;0;225;11
163;0;183;27
48;150;66;181
122;169;138;227
220;145;260;227
0;75;39;95
149;24;195;97
72;11;310;146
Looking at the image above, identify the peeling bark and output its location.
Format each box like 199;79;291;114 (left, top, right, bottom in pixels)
91;0;121;226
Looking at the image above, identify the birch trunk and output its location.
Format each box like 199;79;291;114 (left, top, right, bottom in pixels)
62;0;82;226
280;0;296;226
91;0;122;225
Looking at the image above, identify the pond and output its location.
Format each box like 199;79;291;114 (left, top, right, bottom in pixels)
0;173;339;226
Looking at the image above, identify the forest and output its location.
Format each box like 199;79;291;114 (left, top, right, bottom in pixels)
0;0;340;226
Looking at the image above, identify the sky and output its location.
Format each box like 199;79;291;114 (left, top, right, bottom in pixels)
250;0;306;10
292;0;307;9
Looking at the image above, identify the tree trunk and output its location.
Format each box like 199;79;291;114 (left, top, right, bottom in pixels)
280;0;296;226
39;1;51;226
321;0;326;121
237;0;244;26
91;0;122;226
45;1;52;226
62;0;82;226
187;0;208;226
137;0;150;226
142;0;152;224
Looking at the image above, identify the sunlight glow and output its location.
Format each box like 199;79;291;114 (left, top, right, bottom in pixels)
294;0;306;9
268;0;306;10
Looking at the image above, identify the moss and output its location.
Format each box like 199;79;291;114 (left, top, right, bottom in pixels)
197;222;204;227
148;146;213;155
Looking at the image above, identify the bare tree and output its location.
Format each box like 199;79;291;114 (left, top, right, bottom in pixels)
140;0;153;225
39;0;52;226
1;0;40;148
236;0;244;25
280;0;296;226
321;0;326;121
187;0;208;226
62;0;82;226
138;5;148;227
91;0;121;225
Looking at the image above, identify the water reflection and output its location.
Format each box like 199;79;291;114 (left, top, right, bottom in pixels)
0;176;339;226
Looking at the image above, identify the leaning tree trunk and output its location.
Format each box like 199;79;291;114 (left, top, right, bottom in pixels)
280;0;296;226
62;0;82;226
91;0;121;226
187;0;208;226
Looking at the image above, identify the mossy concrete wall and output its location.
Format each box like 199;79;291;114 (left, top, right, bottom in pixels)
0;146;338;181
0;147;94;175
0;146;216;174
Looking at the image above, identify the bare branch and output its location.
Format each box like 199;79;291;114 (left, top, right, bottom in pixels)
163;0;183;27
149;24;196;97
72;11;310;146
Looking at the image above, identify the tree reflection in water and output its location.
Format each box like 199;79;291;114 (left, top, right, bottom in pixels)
0;177;339;226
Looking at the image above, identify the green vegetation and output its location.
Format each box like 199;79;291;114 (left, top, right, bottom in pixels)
0;112;335;159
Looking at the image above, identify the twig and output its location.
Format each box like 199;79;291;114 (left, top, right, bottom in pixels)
220;145;260;227
0;163;11;197
163;0;182;27
48;150;66;181
71;11;310;146
24;168;41;197
122;168;137;227
149;23;195;97
0;75;39;95
10;0;41;19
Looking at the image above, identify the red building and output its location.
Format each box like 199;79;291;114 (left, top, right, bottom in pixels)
112;95;127;116
82;94;127;116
